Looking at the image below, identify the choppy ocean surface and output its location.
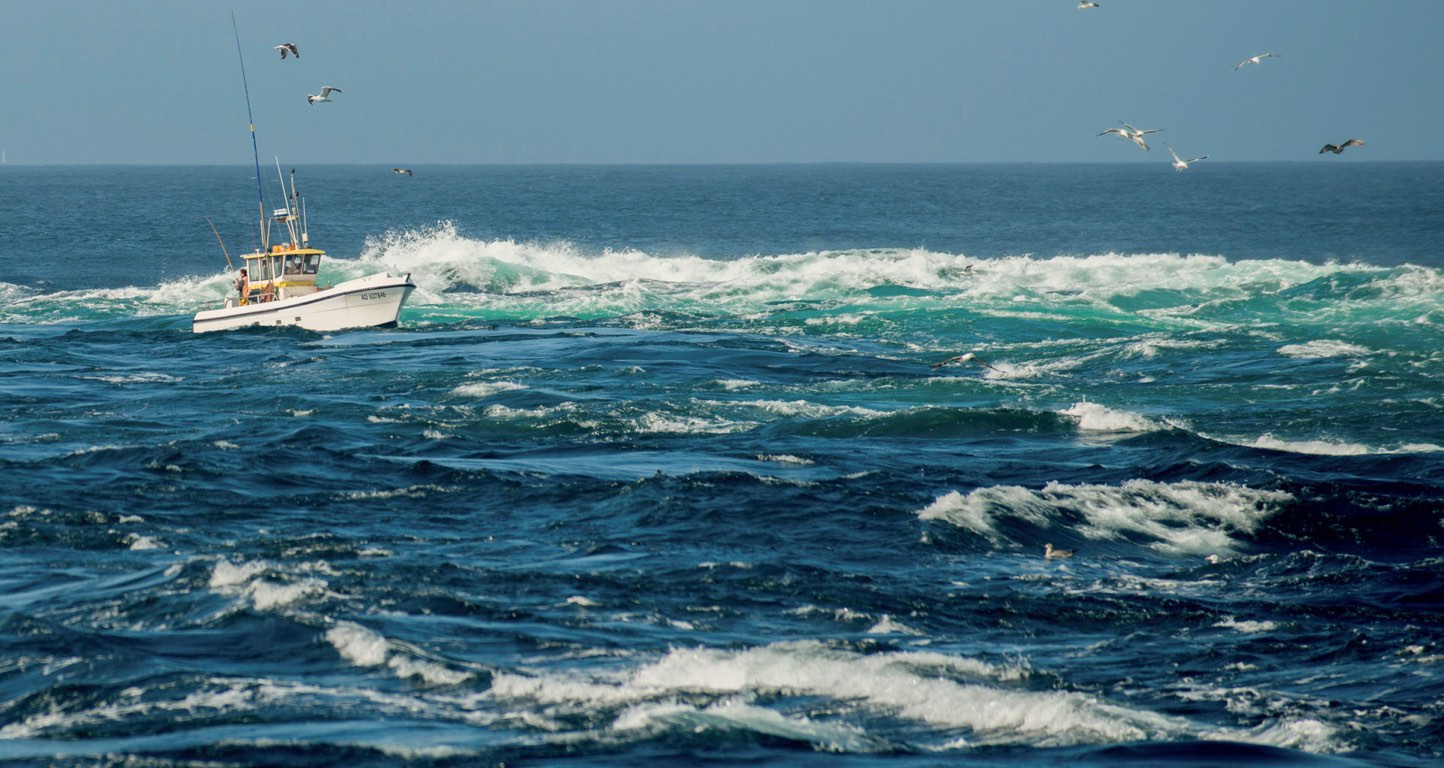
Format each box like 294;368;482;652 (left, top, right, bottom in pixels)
2;163;1442;766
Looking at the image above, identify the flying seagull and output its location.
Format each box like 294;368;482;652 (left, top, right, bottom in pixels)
307;86;342;105
1164;141;1207;172
930;352;1000;372
1233;52;1278;72
392;168;414;176
1078;1;1100;9
274;42;299;59
1319;139;1365;154
1098;121;1162;151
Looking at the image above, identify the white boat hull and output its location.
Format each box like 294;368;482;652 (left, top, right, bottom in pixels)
193;272;415;333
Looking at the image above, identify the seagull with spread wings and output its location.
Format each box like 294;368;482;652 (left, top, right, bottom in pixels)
307;86;342;105
1164;141;1208;172
1098;121;1163;151
1233;52;1278;72
1319;139;1366;155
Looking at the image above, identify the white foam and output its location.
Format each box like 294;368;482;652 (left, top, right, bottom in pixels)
1277;340;1373;359
919;480;1292;556
723;398;887;419
209;558;266;588
247;579;322;610
613;699;879;752
452;381;527;398
1245;434;1371;456
488;641;1179;747
756;454;815;465
126;534;161;551
327;621;389;666
635;412;753;435
1061;401;1160;433
326;620;472;686
1215;617;1280;634
866;615;927;636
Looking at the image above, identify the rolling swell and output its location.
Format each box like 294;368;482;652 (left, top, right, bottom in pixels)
4;166;1444;765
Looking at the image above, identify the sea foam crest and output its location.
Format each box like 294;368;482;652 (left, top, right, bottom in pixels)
919;480;1293;556
487;640;1186;748
1061;401;1161;433
359;224;1406;314
325;620;472;686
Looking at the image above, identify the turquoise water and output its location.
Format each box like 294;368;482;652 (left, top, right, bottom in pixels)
2;163;1442;765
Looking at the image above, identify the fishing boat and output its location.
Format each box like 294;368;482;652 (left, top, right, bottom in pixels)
193;15;414;334
192;168;415;333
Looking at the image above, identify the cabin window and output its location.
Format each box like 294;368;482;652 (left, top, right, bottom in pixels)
304;254;321;274
285;255;302;275
268;256;282;279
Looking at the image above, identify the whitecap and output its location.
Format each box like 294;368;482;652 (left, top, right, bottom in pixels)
919;480;1292;556
327;621;389;667
1277;340;1373;359
1061;401;1160;433
452;381;527;398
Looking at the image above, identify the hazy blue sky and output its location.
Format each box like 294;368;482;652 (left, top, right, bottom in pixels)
3;0;1441;164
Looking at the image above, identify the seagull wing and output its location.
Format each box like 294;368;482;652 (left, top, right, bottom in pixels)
1186;155;1209;164
320;86;342;96
1343;138;1366;148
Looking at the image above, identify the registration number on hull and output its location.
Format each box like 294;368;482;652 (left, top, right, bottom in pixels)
359;291;389;301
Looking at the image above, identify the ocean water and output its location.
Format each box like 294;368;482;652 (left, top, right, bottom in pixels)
2;163;1442;766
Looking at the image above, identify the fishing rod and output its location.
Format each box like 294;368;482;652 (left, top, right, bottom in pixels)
231;11;267;251
205;216;234;271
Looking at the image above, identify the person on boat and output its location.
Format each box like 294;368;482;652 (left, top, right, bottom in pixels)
260;282;275;303
235;268;249;306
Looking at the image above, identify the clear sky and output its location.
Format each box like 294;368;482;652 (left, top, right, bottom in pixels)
2;0;1441;164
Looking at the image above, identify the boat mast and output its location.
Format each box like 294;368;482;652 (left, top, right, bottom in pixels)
231;12;268;253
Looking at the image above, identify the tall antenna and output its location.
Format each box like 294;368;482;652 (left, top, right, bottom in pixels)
231;12;267;249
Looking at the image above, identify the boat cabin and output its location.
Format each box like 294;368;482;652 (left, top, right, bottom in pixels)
237;245;325;305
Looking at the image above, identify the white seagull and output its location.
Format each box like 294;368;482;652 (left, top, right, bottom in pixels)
930;352;1000;372
274;42;299;59
1044;543;1073;560
306;86;342;105
1319;138;1365;155
1098;121;1163;151
1233;52;1278;72
1078;1;1100;8
392;168;414;176
1164;141;1207;172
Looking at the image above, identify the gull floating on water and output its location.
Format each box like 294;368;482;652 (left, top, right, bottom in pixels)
1319;139;1365;154
392;168;414;176
930;352;1000;371
307;86;342;105
1045;543;1073;559
274;42;299;59
1233;52;1278;72
1078;1;1100;9
1164;141;1207;172
1098;121;1162;151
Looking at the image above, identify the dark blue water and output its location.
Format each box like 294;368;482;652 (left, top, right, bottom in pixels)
2;163;1442;766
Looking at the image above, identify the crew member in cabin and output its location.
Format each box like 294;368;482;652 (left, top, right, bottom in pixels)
235;268;249;306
